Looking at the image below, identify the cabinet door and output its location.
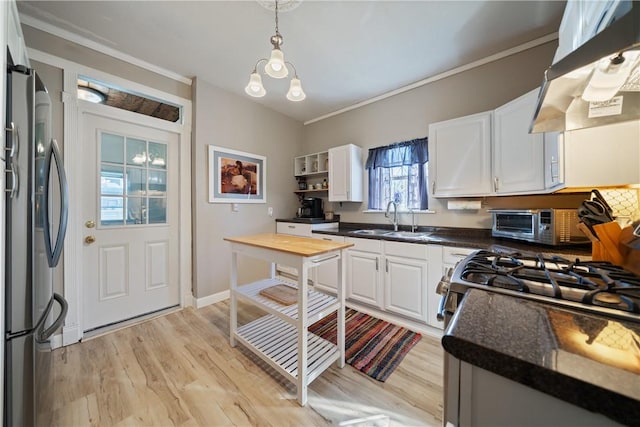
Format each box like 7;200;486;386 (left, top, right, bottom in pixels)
313;235;345;294
493;89;545;194
384;255;427;322
562;120;640;188
544;132;562;190
347;250;382;308
429;111;493;197
328;144;363;202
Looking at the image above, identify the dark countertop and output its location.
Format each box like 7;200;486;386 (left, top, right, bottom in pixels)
276;217;340;224
311;222;592;258
442;289;640;426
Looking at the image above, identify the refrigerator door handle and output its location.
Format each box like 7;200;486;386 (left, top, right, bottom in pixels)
38;293;68;342
5;164;19;198
43;138;69;268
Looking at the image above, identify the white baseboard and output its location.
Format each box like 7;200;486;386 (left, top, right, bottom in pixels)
62;324;82;346
50;333;63;350
194;290;230;309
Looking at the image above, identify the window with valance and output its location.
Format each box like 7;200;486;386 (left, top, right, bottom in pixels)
365;137;428;211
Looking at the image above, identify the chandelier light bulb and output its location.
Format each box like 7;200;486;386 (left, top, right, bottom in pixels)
244;0;304;101
286;77;306;101
265;48;289;79
245;72;266;98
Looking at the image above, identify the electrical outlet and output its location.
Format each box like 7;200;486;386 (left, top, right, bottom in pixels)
231;203;239;212
268;207;273;217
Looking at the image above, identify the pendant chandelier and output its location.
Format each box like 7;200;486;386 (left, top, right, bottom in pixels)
245;0;306;102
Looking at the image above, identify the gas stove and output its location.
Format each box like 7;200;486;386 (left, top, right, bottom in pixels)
447;250;640;323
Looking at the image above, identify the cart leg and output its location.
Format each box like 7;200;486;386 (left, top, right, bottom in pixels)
337;251;345;368
297;262;309;405
230;251;238;347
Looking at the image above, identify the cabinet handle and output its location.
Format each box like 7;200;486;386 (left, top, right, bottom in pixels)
385;258;389;273
450;253;470;257
494;177;499;192
550;157;559;182
312;254;339;263
431;181;435;194
288;225;295;229
375;257;379;271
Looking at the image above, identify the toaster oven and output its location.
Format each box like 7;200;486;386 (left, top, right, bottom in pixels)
489;208;589;245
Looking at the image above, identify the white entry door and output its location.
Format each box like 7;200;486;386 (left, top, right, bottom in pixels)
81;112;180;331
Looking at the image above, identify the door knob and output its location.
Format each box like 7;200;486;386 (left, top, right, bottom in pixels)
85;235;96;244
85;220;95;228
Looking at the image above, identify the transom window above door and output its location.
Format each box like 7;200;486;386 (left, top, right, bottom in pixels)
77;75;182;123
99;132;168;226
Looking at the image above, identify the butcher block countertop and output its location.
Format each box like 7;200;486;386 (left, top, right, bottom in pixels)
224;233;353;257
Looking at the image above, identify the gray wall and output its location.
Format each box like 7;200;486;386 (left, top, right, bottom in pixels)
22;26;191;100
191;78;303;298
302;40;586;229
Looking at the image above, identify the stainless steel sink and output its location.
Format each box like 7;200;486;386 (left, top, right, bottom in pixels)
351;229;393;236
386;231;432;239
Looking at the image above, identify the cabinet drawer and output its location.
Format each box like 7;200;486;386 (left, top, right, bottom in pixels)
345;237;382;253
384;241;428;259
315;235;345;243
276;222;312;236
443;246;476;265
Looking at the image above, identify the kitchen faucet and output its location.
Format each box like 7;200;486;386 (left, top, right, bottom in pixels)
385;201;399;231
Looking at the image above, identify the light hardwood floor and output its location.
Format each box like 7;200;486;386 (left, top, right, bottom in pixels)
50;301;444;426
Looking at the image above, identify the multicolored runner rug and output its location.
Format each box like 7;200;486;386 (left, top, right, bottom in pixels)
308;308;422;382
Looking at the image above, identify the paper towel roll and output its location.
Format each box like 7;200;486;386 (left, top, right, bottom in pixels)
447;200;481;210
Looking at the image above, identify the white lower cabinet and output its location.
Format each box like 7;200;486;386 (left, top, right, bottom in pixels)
313;234;345;294
346;237;446;325
346;238;383;308
428;246;477;329
275;221;339;279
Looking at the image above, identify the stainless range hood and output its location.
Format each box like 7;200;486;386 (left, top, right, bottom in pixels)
531;1;640;133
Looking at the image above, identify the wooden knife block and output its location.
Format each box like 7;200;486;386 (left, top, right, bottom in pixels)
591;222;640;275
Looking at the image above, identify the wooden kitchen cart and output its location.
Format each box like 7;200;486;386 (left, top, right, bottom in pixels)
223;233;353;405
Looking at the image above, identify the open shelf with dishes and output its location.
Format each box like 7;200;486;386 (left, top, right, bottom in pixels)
294;151;329;176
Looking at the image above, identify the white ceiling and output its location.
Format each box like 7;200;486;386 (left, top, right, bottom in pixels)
17;1;566;123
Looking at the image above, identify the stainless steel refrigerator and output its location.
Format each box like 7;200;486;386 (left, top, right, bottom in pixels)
5;53;69;426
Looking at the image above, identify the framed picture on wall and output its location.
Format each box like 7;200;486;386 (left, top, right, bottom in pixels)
208;145;266;203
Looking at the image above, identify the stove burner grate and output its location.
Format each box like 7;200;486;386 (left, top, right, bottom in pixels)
458;250;640;314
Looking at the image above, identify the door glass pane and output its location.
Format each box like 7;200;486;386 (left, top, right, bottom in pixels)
126;197;147;225
149;142;167;169
101;165;124;196
148;170;166;196
126;168;147;196
101;196;124;225
126;138;147;166
101;133;124;164
148;198;167;224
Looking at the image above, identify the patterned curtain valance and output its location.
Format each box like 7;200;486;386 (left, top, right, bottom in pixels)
365;137;428;170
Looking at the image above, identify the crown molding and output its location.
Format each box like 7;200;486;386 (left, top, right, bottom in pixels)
304;32;558;126
19;13;192;86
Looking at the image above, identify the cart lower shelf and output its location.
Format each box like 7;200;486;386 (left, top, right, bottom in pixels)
234;314;339;386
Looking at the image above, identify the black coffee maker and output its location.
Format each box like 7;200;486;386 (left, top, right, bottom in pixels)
298;197;323;218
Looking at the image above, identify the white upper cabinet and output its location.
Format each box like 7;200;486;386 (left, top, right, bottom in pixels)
558;120;640;189
493;89;545;194
328;144;363;202
429;111;493;197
